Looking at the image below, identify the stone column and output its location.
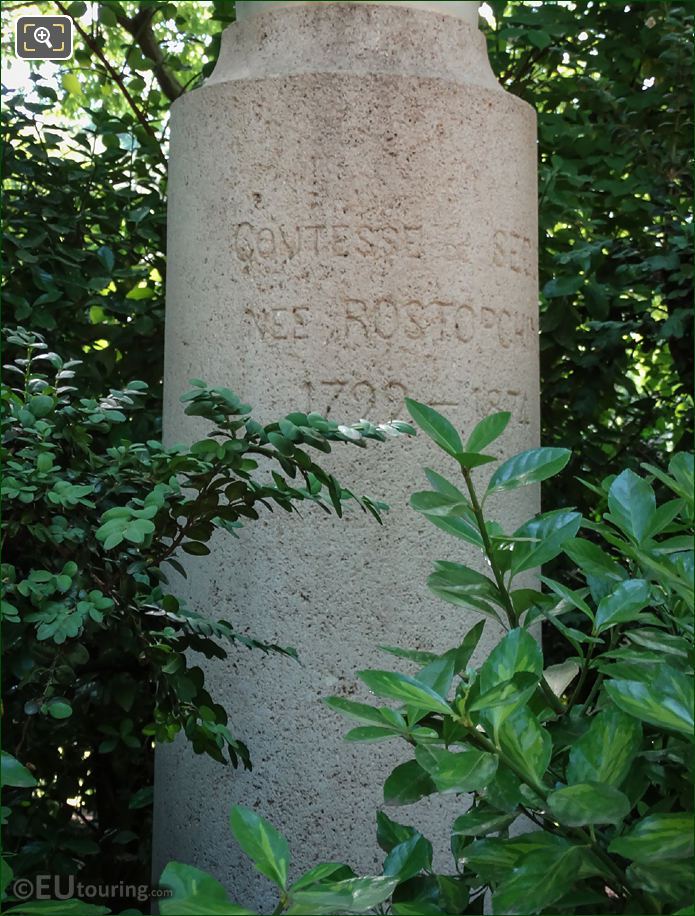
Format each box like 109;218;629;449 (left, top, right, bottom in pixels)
155;2;538;909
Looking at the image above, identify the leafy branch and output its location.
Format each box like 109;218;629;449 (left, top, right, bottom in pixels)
54;0;166;160
113;5;185;102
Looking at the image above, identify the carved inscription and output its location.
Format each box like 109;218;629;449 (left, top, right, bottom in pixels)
244;296;536;352
343;296;536;348
303;378;531;425
304;378;408;417
245;306;309;340
232;220;470;264
493;229;535;278
231;217;534;275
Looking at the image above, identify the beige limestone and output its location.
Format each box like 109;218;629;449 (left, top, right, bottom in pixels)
237;1;481;25
154;3;539;911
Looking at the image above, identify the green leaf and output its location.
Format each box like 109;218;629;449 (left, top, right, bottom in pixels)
405;398;462;457
376;811;418;853
548;782;630;827
416;509;483;548
567;706;641;788
288;876;399;914
96;245;115;273
414;746;498;794
607;469;656;543
379;646;439;665
437;875;469;915
324;696;397;727
128;786;154;809
28;395;54;418
487;448;571;494
181;540;211;556
479;628;543;692
290;863;354;891
594;579;650;634
102;531;124;550
229;805;290;889
415;650;457;698
1;751;36;788
563;538;627;584
390;904;443;916
466;411;511;453
383;833;433;881
159;863;254;915
468;672;540;712
344;726;399;743
62;73;81;96
428;583;503;626
543;275;584;298
509;510;582;575
124;518;155;544
641;453;693;507
455;452;497;470
1;859;13;896
452;806;516;837
98;3;118;26
410;491;467;517
629;546;694;606
491;842;593;914
528;28;552;49
383;760;435;806
357;670;452;716
605;667;693;737
4;903;111;915
474;769;523;816
424;468;465;500
427;562;504;624
268;432;294;456
627;859;693;907
46;699;72;719
463;837;519;882
609;814;694;863
429;561;501;601
497;707;551;789
626;628;690;658
539;576;594;621
477;630;544;735
453;620;486;672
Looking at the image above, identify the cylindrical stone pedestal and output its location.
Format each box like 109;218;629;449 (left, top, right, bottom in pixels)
154;3;538;909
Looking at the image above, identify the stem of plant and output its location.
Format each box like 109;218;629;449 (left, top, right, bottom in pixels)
460;467;565;715
567;643;594;711
573;629;619;712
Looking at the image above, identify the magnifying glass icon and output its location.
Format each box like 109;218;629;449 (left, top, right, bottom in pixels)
33;25;53;49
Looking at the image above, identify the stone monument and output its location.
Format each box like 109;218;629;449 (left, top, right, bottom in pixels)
154;1;539;908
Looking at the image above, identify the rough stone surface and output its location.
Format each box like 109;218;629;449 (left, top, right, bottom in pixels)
154;4;538;910
237;1;481;25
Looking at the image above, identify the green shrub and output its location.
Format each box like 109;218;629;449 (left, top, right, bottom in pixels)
140;403;692;916
157;806;400;916
3;2;692;495
0;327;412;899
1;88;167;437
484;1;694;506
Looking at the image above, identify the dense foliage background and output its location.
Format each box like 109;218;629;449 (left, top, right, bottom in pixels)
3;0;692;489
1;0;692;910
